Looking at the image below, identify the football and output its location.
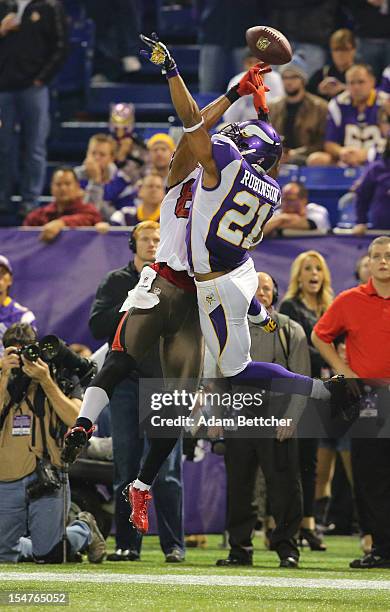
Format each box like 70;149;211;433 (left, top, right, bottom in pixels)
245;26;293;65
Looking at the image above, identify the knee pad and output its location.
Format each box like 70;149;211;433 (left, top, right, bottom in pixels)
91;351;138;398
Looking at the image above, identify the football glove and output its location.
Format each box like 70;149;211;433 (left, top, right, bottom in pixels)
140;32;177;75
236;62;271;98
242;63;271;115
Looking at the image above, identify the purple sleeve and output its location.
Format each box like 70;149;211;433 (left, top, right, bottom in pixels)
103;175;132;209
211;135;241;172
379;66;390;93
355;163;377;224
325;100;344;144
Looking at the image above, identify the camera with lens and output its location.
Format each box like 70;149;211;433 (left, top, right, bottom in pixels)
26;457;62;500
15;335;96;388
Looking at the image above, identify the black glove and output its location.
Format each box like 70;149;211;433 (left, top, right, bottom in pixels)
140;32;177;76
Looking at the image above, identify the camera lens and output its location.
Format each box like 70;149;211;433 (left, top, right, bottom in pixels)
22;344;41;362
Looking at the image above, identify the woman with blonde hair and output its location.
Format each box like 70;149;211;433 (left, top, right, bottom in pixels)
280;250;334;551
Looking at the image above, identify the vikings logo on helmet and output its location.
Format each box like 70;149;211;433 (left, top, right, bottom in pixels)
219;120;282;173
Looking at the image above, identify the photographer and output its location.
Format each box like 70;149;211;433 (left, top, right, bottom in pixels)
0;323;106;563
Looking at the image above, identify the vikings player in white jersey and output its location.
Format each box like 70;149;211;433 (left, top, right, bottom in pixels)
62;63;272;466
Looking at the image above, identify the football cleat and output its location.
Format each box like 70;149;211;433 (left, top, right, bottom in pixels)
61;426;94;464
323;375;361;423
123;482;152;534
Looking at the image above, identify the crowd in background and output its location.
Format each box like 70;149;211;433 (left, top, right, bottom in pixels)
0;0;389;234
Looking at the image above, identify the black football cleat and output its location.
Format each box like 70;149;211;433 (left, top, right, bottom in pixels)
61;426;94;464
323;375;361;423
350;553;390;569
279;556;299;569
216;555;253;567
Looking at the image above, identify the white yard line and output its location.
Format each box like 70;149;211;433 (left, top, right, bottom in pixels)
1;571;390;591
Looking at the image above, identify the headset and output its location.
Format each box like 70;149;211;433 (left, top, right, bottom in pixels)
270;275;279;306
128;230;136;253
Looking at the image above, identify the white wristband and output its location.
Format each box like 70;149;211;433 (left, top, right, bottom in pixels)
183;118;205;133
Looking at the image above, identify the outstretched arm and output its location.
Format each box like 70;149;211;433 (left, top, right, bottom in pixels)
168;93;229;188
140;34;271;189
167;72;219;188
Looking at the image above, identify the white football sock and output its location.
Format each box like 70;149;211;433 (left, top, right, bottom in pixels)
310;379;331;401
133;479;151;491
78;386;110;423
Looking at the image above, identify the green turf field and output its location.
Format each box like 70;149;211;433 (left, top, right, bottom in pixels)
1;535;390;611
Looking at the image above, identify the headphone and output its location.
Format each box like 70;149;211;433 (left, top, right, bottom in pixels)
128;229;136;253
270;275;279;306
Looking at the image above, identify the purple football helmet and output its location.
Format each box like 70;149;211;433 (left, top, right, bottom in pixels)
219;120;282;173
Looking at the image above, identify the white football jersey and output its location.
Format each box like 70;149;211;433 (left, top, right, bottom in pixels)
156;169;199;273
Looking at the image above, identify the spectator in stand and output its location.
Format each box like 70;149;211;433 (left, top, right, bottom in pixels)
82;0;141;81
355;253;370;284
109;103;148;184
307;30;357;101
146;134;176;185
263;182;330;236
367;106;390;162
23;168;102;243
0;256;35;360
197;0;259;93
352;136;390;234
89;221;185;563
343;0;390;81
268;56;328;166
318;64;387;167
267;0;338;77
380;65;390;95
0;0;68;215
279;250;335;551
312;236;390;568
75;134;134;220
106;173;164;230
223;52;284;124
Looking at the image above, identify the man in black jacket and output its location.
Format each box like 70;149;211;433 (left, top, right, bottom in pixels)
0;0;68;214
89;220;185;563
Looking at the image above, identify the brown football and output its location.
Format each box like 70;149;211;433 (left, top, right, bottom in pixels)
245;26;293;65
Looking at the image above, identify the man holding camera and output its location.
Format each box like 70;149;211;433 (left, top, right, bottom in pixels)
0;323;106;563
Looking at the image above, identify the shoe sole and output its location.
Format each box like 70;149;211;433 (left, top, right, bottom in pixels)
122;484;148;534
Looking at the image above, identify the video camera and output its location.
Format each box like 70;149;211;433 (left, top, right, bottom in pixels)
15;335;97;387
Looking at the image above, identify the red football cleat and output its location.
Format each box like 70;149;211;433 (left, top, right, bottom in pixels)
123;482;152;534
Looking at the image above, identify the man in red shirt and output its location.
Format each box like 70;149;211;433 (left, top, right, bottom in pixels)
312;235;390;568
23;168;102;243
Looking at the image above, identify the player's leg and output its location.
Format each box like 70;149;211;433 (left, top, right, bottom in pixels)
128;290;203;533
195;261;321;397
63;276;169;463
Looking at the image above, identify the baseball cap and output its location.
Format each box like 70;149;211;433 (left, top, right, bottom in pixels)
0;255;12;275
147;133;176;152
280;54;309;83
